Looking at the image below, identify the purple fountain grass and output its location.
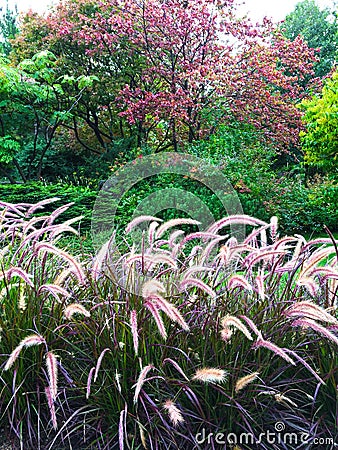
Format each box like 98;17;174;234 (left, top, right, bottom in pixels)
2;225;24;242
163;399;184;427
144;300;167;339
146;253;178;271
270;216;278;242
4;334;45;371
155;218;200;239
177;232;220;249
227;275;253;292
187;244;203;260
283;349;325;385
243;224;269;246
45;351;58;401
148;221;159;246
168;229;185;248
327;277;338;306
2;267;34;287
311;267;338;278
115;370;122;393
45;202;75;224
22;215;50;232
53;268;73;286
302;238;338;252
130;310;139;355
38;284;72;301
272;236;300;251
86;367;95;399
49;224;80;239
182;266;213;281
0;201;27;217
260;228;267;247
207;214;267;235
25;198;60;216
149;295;189;331
253;338;296;365
64;303;91;320
244;249;287;269
125;253;177;270
292;234;307;258
142;279;166;297
119;407;127;450
133;364;154;404
284;301;338;324
94;348;111;382
235;372;260;393
292;318;338;346
221;316;253;341
220;327;233;341
35;242;87;284
162;358;190;381
45;386;57;430
91;239;113;281
21;224;78;243
239;315;263;338
153;239;170;249
255;271;266;300
296;276;319;296
299;247;336;278
10;225;77;263
125;215;162;233
180;277;216;298
217;243;253;266
200;236;227;264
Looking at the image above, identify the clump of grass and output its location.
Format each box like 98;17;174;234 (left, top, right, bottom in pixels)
0;202;337;449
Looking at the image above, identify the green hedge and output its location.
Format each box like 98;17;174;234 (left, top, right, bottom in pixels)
0;182;97;232
1;172;337;245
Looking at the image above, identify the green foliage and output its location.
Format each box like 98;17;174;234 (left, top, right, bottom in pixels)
300;72;338;171
0;51;99;182
0;181;97;232
282;0;338;78
188;124;338;233
0;135;20;163
0;1;18;56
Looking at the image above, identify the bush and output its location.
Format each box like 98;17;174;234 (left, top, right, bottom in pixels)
188;126;338;234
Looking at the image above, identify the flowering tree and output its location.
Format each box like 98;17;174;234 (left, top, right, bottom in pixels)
12;0;318;152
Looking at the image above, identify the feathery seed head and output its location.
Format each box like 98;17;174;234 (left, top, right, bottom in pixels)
235;372;260;393
192;367;227;384
163;400;184;427
64;303;91;320
221;316;253;341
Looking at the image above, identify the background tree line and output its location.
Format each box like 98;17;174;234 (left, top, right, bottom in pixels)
0;0;337;234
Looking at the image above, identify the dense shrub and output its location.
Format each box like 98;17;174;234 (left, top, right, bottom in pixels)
0;181;96;226
188;126;338;234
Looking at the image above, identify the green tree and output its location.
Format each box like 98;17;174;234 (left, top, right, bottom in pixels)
299;71;338;171
0;51;97;182
282;0;338;78
0;1;18;56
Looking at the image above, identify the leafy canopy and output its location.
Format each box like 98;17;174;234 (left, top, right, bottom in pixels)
10;0;318;153
0;1;18;56
300;71;338;171
282;0;338;78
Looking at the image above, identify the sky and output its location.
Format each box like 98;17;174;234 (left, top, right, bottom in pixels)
3;0;335;22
